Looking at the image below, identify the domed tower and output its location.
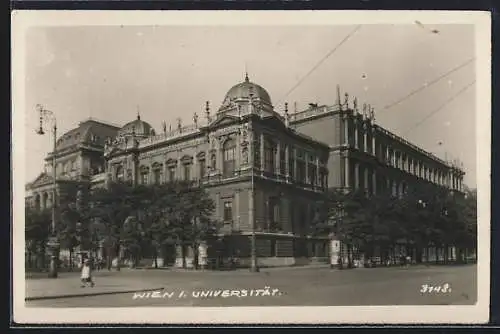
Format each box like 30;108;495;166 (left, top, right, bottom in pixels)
117;112;155;139
217;73;279;119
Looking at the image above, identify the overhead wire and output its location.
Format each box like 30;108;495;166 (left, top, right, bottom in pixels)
275;25;362;106
401;80;476;137
381;57;475;112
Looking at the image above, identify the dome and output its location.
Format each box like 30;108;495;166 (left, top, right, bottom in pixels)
117;114;155;137
220;74;272;109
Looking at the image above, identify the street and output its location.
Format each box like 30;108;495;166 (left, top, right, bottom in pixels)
25;264;477;307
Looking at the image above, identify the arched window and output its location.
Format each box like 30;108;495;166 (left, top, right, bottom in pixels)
166;159;177;182
222;139;236;177
152;163;163;184
183;163;191;181
43;192;49;209
115;165;124;182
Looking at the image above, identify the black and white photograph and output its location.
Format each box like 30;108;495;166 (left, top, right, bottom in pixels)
12;10;490;324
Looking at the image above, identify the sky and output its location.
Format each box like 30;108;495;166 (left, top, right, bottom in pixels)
24;24;476;186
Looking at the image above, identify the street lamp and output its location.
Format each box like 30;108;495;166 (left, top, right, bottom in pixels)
249;91;259;273
417;199;427;263
36;104;59;278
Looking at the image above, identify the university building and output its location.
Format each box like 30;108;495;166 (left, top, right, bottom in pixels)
25;74;465;268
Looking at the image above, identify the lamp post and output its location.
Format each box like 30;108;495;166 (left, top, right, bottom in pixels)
249;92;259;272
36;104;59;278
417;199;427;263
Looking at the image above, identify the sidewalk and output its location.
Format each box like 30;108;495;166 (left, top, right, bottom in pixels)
25;273;164;301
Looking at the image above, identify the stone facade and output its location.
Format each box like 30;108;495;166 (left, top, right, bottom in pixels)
291;99;465;195
26;77;466;268
25;118;120;210
102;76;331;267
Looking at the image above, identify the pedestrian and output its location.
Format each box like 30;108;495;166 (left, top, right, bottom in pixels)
406;255;411;268
80;259;95;288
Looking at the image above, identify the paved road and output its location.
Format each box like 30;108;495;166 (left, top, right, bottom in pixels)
26;264;476;307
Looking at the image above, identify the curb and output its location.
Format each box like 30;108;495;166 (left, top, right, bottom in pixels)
25;287;165;301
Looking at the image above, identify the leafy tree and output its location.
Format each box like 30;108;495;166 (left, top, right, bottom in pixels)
87;181;143;270
25;207;51;269
312;189;371;268
120;215;145;268
139;181;218;269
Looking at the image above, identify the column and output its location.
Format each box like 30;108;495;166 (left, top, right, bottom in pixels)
354;162;360;190
285;145;290;180
276;141;281;175
260;132;265;172
178;151;183;178
149;163;154;185
293;148;297;180
132;158;137;186
163;160;168;184
372;170;377;195
192;153;198;181
344;117;349;145
364;166;369;191
386;146;390;164
316;156;320;186
235;190;240;231
344;154;350;189
305;153;309;184
248;130;254;171
354;120;359;149
236;133;241;169
371;133;376;156
363;128;368;153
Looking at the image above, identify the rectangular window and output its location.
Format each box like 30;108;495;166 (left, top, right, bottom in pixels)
264;140;275;174
223;201;233;222
223;147;236;177
141;173;148;185
183;164;191;181
280;149;286;175
296;161;306;184
168;167;176;182
288;155;295;179
309;164;317;186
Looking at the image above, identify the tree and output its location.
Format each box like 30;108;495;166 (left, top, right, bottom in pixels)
445;188;477;263
57;182;95;269
87;181;143;270
180;184;218;269
120;215;145;268
313;188;372;268
25;207;51;269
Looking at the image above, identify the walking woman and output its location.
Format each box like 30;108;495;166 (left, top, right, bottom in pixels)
80;259;95;288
